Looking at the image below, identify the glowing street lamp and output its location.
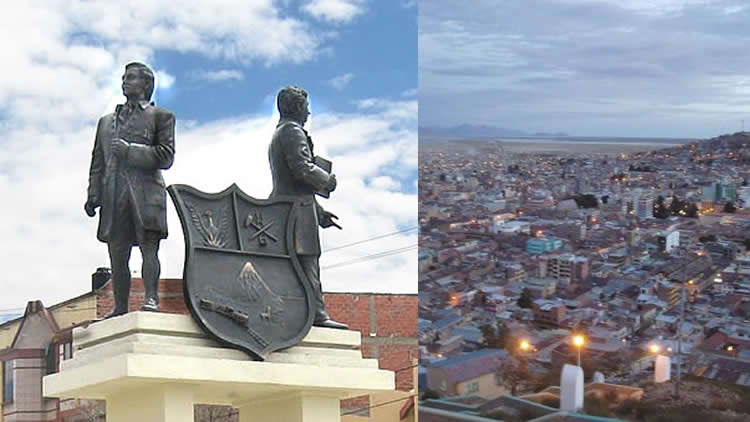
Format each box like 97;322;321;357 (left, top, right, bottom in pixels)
520;340;531;352
572;335;585;367
649;344;661;354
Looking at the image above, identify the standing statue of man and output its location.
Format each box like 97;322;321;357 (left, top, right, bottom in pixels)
85;62;175;318
269;86;348;329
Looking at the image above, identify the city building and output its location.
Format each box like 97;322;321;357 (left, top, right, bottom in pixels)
425;349;508;399
532;300;567;328
656;230;680;254
526;237;563;254
632;188;654;219
541;254;590;286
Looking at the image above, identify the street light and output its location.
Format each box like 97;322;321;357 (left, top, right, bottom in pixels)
519;339;531;352
573;335;585;367
649;344;661;354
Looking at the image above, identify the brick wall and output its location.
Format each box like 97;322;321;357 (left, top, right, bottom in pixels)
95;278;187;318
324;293;418;391
325;293;418;415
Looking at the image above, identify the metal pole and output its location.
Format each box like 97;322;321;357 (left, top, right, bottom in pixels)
674;282;685;399
577;347;581;367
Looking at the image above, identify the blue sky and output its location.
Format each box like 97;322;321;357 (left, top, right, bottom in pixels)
154;1;417;123
0;0;417;310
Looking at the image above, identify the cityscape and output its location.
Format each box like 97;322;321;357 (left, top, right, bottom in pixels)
418;133;750;421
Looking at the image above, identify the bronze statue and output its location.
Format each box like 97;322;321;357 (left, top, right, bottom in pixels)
85;62;175;318
268;86;347;329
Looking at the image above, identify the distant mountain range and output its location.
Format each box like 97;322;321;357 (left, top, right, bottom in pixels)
0;313;21;324
647;131;750;155
419;124;568;140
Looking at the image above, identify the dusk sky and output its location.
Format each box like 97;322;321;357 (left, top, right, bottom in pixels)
0;0;417;312
419;0;750;138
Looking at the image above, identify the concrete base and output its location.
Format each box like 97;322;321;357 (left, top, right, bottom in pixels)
43;312;394;422
560;364;584;412
654;355;671;383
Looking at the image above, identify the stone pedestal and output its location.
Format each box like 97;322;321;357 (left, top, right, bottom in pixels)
43;312;394;422
654;355;671;383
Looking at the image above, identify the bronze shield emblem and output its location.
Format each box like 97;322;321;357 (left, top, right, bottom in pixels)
167;183;314;360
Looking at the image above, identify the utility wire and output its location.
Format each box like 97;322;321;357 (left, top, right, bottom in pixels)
340;394;418;416
322;244;417;270
323;226;418;253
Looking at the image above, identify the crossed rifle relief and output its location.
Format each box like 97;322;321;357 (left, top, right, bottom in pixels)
244;210;278;246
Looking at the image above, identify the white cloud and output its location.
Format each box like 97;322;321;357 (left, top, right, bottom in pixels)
190;69;245;82
155;69;176;89
302;0;365;23
327;72;355;90
0;1;415;309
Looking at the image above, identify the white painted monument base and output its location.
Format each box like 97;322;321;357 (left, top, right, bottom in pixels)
560;364;584;412
43;312;394;422
654;355;671;383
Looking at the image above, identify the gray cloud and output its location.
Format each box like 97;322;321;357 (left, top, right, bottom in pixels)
419;0;750;137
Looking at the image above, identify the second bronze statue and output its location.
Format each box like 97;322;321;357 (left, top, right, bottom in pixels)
269;86;348;330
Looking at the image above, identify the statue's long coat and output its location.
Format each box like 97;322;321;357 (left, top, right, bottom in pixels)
87;101;175;243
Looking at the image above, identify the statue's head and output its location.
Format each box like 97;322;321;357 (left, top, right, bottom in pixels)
122;62;155;102
277;86;309;125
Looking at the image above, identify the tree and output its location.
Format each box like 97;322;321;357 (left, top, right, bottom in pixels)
76;400;105;422
685;203;699;218
573;194;598;209
195;405;237;422
724;201;737;213
654;196;668;219
496;342;538;396
481;323;508;349
517;288;533;308
669;195;683;216
473;290;488;307
699;234;717;243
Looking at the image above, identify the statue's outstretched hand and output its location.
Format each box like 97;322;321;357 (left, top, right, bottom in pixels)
319;210;342;230
84;198;99;217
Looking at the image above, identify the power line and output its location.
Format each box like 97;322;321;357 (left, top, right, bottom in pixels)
321;244;417;270
393;363;419;373
323;227;417;253
340;394;417;416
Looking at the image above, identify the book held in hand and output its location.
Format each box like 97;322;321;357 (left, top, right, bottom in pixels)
314;155;332;198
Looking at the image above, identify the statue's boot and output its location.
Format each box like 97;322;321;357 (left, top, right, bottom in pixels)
103;309;127;319
313;310;348;330
140;297;159;312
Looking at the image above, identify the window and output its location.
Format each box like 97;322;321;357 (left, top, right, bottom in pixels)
46;343;59;374
3;360;13;404
467;381;479;394
64;342;73;360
